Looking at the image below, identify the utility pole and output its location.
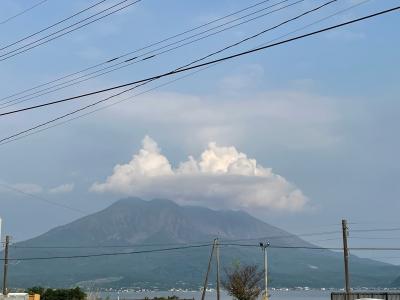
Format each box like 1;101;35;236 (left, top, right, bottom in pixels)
215;239;220;300
260;241;270;300
201;239;216;300
342;219;351;299
3;235;10;296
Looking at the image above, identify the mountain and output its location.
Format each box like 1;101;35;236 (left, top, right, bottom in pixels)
3;198;400;289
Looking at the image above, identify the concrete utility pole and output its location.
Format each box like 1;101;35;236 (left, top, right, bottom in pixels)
3;235;10;296
201;239;217;300
342;219;351;299
215;239;220;300
260;241;270;300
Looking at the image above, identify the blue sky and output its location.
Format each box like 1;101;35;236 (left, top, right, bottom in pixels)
0;0;399;265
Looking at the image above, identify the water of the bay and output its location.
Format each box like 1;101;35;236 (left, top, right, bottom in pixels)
98;290;331;300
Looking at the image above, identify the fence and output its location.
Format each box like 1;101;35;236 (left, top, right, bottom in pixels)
331;292;400;300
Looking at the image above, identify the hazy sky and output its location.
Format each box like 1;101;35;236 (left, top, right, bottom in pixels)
0;0;399;264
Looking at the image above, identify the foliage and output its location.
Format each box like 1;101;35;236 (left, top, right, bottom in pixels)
26;287;45;296
222;264;263;300
26;287;86;300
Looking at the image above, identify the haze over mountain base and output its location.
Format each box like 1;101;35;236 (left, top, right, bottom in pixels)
3;198;400;289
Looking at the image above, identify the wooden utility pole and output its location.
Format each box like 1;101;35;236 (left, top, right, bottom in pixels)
201;239;216;300
342;219;351;299
3;235;10;296
215;239;220;300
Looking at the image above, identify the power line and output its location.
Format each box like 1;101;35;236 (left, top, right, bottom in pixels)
352;227;400;233
0;182;87;215
176;0;338;71
0;0;336;127
0;0;108;50
222;243;400;251
2;4;397;119
0;68;210;146
0;0;369;111
349;236;400;240
2;0;341;110
6;243;400;262
222;243;338;249
0;0;388;145
0;80;155;144
0;4;387;146
11;243;201;249
217;230;342;242
345;221;400;226
252;0;370;50
10;238;400;251
0;0;142;61
0;0;301;109
0;1;371;147
0;0;278;104
7;225;399;252
9;230;342;250
306;238;343;243
2;244;213;261
0;0;50;25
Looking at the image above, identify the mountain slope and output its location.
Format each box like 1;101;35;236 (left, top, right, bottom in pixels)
23;198;303;246
4;198;400;289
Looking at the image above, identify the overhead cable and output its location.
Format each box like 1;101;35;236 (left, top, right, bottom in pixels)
0;0;108;50
0;182;87;214
0;0;50;25
7;243;400;261
0;0;142;61
0;3;393;146
1;5;398;118
0;0;299;108
0;0;278;103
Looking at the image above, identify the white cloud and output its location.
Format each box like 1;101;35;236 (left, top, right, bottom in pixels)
91;136;308;212
95;87;341;151
48;183;75;194
219;64;264;91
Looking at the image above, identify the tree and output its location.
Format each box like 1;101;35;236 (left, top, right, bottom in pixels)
222;264;263;300
26;286;45;296
25;287;86;300
43;287;86;300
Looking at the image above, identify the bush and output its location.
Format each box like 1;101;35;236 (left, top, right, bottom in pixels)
26;287;86;300
222;264;263;300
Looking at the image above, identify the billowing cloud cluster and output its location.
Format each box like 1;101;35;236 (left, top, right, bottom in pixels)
48;183;75;194
91;136;308;212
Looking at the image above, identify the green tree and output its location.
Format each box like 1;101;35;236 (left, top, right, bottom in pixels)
26;286;45;296
26;287;86;300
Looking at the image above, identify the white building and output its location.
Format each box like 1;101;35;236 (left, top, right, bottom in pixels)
0;294;29;300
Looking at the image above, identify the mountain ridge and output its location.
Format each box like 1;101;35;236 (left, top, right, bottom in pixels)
24;197;300;246
4;197;400;289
